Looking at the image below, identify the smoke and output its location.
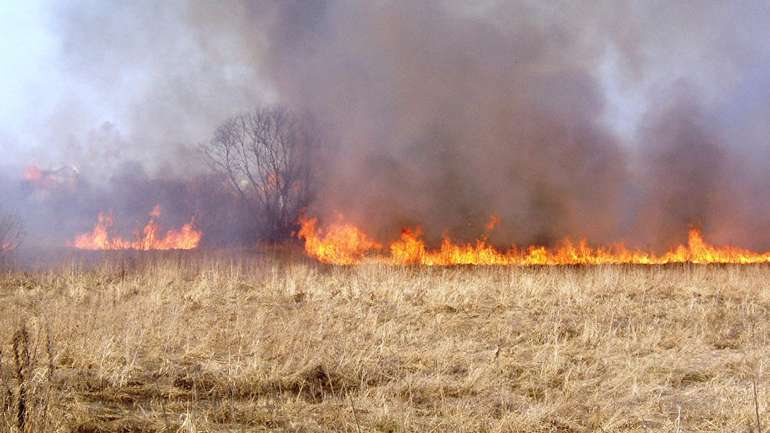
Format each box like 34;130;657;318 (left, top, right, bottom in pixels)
260;1;770;248
4;0;770;250
255;2;624;245
633;85;731;247
1;0;266;248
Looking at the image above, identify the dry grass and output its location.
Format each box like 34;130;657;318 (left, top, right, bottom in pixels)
2;255;770;432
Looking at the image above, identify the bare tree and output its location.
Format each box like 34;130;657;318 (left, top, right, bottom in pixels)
202;106;317;240
0;212;23;254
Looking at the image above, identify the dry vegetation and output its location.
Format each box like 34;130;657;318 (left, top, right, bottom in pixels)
2;255;770;432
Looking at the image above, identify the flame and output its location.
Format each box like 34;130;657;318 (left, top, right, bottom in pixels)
299;216;770;265
23;165;43;182
297;216;381;264
23;164;78;192
73;206;202;250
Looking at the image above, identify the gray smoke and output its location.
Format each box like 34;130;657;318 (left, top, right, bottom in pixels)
5;0;770;250
260;1;770;248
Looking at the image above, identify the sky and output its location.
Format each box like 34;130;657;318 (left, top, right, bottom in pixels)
0;0;58;165
0;0;274;175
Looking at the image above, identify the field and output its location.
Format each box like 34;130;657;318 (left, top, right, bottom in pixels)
2;254;770;432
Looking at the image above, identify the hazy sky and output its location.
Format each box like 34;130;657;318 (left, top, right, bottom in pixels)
0;0;57;165
0;0;273;174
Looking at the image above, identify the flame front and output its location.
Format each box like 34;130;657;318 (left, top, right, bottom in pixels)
299;216;770;265
73;206;202;251
297;216;381;264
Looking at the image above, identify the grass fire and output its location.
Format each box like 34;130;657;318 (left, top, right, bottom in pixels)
72;205;202;251
4;1;770;432
299;216;770;266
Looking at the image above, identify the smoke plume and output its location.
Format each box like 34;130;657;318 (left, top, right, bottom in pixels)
4;0;770;250
260;1;770;249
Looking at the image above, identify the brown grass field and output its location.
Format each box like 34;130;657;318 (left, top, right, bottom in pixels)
2;253;770;432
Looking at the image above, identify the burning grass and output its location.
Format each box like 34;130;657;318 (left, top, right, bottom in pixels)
72;205;202;251
2;256;770;431
299;216;770;265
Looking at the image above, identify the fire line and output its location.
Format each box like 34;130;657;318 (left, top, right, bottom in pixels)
298;216;770;265
72;205;202;251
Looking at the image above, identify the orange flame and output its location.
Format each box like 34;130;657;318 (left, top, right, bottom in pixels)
298;216;770;265
297;216;381;264
23;165;43;182
23;164;78;192
73;206;202;250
